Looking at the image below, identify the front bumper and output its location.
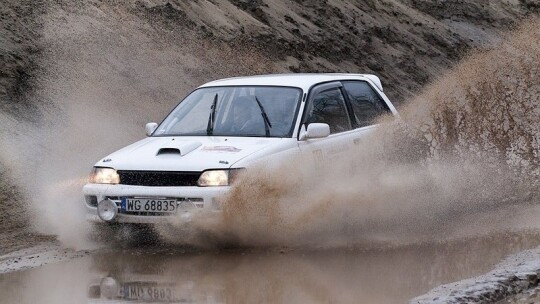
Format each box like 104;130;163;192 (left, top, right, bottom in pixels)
83;184;229;224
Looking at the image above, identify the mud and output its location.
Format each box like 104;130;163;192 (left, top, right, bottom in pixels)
501;287;540;304
0;244;88;274
414;241;540;303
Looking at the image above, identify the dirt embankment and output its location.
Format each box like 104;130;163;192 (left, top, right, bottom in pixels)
0;1;538;253
1;1;537;107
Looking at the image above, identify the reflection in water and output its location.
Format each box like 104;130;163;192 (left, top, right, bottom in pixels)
1;232;540;304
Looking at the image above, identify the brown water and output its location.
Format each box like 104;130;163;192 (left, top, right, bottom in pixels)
2;231;540;304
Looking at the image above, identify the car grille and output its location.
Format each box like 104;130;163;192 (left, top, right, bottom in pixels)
117;171;201;187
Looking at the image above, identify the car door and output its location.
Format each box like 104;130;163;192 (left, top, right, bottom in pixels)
298;80;394;165
298;82;357;163
341;80;394;148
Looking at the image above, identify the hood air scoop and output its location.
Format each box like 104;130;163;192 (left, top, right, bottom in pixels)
156;141;202;157
157;148;181;155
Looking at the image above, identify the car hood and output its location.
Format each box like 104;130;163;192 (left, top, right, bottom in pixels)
95;136;290;171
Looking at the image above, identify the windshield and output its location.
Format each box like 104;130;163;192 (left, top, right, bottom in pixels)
154;86;302;137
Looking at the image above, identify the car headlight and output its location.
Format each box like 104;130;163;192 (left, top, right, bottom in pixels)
197;169;245;187
89;167;120;184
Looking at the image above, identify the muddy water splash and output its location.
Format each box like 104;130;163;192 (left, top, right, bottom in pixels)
0;2;273;248
163;18;540;248
0;2;537;249
404;19;540;175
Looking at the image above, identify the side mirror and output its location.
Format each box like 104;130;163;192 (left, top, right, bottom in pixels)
299;123;330;140
145;123;158;136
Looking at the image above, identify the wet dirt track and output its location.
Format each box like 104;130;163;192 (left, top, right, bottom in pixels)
2;230;540;304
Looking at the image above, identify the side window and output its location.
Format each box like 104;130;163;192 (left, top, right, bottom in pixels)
343;81;390;128
306;88;352;134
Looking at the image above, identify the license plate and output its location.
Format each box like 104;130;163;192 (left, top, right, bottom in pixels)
121;198;177;213
123;283;180;302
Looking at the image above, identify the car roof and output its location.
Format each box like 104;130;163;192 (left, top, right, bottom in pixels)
199;73;384;92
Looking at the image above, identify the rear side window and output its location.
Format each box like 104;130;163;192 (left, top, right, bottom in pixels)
343;81;390;127
306;88;351;134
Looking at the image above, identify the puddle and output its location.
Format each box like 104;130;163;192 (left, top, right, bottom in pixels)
2;231;540;303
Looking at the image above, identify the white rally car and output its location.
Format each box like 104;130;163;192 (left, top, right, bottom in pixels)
83;74;398;224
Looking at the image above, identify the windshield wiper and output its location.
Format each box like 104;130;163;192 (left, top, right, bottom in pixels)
206;93;219;135
254;96;272;137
